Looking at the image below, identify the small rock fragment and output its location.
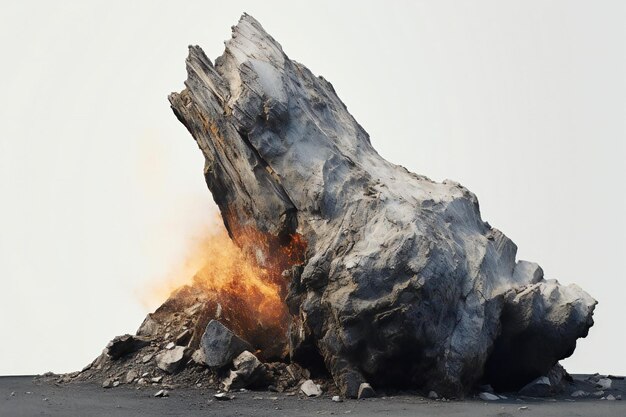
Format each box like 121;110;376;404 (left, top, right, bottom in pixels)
427;391;438;400
518;406;528;411
357;383;376;399
332;395;343;402
214;392;234;401
105;335;150;360
593;390;605;397
606;394;616;401
151;376;163;383
112;381;120;388
124;370;138;384
102;378;114;389
10;392;15;397
571;390;589;398
165;342;175;350
300;379;323;397
596;378;612;390
154;389;169;398
142;353;154;364
155;346;187;374
479;392;500;401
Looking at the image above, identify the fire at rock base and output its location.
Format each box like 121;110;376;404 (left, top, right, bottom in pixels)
63;13;597;400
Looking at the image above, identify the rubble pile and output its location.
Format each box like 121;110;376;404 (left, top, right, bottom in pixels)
68;284;327;395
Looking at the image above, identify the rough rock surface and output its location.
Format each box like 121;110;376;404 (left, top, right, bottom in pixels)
155;346;187;374
168;14;596;397
201;320;253;369
222;350;268;391
106;335;150;360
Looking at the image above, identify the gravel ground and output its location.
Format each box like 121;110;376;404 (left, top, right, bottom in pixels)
1;375;625;417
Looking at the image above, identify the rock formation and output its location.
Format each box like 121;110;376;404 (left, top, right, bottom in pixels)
167;14;596;398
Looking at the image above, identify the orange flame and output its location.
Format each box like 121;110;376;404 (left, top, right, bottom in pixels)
144;220;307;345
191;229;285;323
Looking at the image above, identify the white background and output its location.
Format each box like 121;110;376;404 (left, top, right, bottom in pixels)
0;1;624;376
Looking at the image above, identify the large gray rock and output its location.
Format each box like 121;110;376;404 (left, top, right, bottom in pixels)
169;14;596;397
201;320;252;369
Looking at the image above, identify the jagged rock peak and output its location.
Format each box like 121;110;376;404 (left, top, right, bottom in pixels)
169;14;596;398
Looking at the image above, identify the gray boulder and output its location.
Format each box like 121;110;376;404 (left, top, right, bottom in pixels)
201;320;252;369
169;14;596;397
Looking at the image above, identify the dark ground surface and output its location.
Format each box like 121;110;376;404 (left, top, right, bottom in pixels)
1;375;624;417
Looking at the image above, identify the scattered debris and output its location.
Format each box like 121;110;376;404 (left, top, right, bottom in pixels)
479;392;500;401
300;380;323;397
357;383;376;399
